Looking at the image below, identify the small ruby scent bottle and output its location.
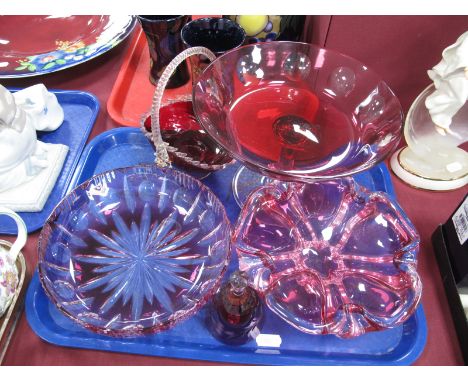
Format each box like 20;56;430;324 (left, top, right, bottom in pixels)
206;271;264;345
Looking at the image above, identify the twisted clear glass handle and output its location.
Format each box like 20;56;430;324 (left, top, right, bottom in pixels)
149;46;217;168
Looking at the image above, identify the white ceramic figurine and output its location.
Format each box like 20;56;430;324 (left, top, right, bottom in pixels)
426;31;468;133
0;86;49;193
13;84;64;132
390;32;468;191
0;85;68;211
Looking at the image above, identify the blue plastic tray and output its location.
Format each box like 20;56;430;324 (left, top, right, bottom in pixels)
0;89;99;234
26;127;427;365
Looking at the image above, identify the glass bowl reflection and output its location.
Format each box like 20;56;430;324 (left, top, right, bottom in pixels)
38;165;231;336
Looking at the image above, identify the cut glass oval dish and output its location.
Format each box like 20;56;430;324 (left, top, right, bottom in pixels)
233;178;422;338
38;165;231;336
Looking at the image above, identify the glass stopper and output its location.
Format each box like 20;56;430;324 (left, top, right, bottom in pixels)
229;271;248;295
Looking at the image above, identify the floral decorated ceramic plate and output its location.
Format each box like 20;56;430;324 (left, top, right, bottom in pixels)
0;16;136;78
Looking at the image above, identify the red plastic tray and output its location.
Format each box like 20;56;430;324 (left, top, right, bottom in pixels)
107;20;209;127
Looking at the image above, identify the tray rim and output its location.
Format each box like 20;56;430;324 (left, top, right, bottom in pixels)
0;88;100;234
25;270;427;366
27;127;428;366
106;28;144;126
26;270;427;366
66;127;142;194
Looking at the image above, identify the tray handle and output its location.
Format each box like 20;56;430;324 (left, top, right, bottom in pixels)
148;47;217;168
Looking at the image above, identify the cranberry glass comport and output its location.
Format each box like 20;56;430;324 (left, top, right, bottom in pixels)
193;42;403;182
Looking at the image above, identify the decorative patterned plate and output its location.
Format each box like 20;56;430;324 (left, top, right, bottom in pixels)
0;16;136;78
